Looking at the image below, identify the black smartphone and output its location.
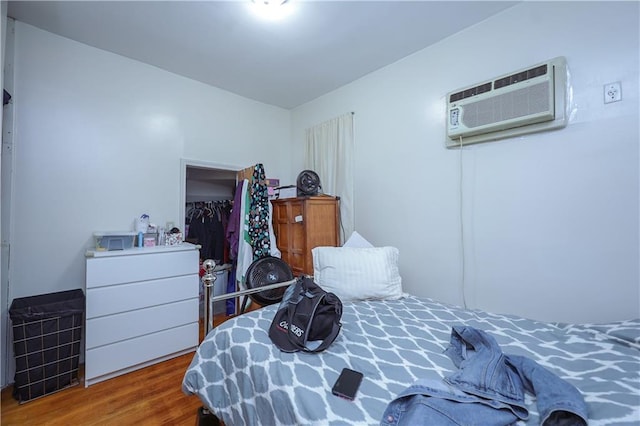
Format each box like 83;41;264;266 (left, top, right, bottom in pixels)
331;368;364;400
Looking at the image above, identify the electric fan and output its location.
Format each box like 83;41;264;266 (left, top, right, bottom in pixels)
296;170;321;197
241;256;294;312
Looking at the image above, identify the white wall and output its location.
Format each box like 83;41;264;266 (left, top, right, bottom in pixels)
7;21;291;303
1;0;8;389
292;1;639;324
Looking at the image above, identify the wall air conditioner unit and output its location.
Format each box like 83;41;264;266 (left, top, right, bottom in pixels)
446;56;568;148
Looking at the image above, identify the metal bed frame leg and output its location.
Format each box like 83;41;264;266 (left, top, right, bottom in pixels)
201;259;218;336
196;406;220;426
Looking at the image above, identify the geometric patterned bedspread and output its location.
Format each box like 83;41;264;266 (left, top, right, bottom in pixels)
182;295;640;425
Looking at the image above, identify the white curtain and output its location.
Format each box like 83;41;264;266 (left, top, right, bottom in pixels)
305;112;354;243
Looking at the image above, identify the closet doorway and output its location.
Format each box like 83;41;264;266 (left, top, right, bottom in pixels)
180;159;241;339
179;159;241;238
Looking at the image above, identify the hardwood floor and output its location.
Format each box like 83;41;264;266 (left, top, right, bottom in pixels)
0;309;259;426
1;352;202;425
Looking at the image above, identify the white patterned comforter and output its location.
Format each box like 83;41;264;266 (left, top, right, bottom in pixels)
182;296;640;425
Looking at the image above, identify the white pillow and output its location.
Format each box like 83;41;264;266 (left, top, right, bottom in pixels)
342;231;374;248
312;246;403;301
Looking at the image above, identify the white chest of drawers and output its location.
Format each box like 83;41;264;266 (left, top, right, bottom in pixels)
84;243;200;387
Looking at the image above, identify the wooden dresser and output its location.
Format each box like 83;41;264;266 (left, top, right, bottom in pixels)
271;196;339;276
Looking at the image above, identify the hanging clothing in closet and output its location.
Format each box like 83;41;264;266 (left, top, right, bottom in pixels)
224;180;246;316
233;176;254;290
248;163;271;260
226;180;244;262
185;201;232;263
227;163;280;289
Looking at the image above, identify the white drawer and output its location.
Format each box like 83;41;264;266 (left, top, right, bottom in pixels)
86;274;198;319
85;322;198;382
86;298;198;349
86;249;198;288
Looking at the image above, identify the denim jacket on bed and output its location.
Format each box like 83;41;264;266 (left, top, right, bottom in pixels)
381;326;588;426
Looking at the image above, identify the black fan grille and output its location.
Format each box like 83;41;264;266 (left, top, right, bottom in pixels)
245;257;293;306
297;170;320;196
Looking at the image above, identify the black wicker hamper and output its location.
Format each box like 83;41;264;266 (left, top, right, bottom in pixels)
9;289;84;403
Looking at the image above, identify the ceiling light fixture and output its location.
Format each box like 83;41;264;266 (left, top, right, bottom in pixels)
250;0;294;21
254;0;288;5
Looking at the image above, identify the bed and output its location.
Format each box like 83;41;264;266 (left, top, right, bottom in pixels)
183;294;640;425
182;246;640;425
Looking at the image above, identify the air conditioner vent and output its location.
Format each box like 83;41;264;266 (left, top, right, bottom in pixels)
461;81;550;129
449;82;492;103
494;64;548;89
446;57;567;147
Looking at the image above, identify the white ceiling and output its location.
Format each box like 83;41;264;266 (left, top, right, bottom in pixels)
7;1;517;109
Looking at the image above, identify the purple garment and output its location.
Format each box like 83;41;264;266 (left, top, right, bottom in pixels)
226;263;237;316
226;180;244;261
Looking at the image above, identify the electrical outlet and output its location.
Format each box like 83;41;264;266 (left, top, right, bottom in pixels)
604;82;622;104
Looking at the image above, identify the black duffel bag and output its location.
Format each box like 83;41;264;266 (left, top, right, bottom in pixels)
269;276;342;353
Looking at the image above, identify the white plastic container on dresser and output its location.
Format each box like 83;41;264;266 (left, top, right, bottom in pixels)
84;243;200;387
